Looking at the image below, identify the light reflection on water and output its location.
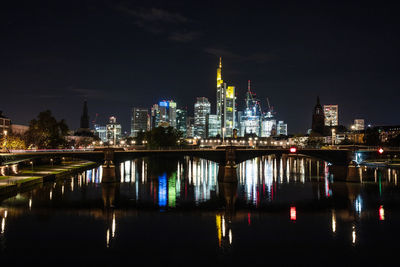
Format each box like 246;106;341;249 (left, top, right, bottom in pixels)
0;156;400;264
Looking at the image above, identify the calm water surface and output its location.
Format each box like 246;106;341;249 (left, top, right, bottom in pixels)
0;156;399;265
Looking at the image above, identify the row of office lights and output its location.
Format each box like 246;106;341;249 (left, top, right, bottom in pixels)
200;139;290;146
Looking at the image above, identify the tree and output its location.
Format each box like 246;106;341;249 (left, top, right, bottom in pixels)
145;126;182;149
1;134;26;150
25;110;69;149
363;128;380;146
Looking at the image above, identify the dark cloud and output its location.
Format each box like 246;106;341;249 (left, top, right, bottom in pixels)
168;31;201;42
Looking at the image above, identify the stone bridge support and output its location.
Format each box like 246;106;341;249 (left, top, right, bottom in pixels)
329;161;361;182
102;148;117;183
218;146;238;183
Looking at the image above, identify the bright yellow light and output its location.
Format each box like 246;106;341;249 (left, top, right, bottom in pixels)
226;86;234;99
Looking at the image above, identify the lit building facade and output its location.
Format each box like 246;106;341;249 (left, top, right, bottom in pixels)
94;124;107;142
150;104;160;129
207;114;221;137
176;108;187;137
131;107;149;137
277;121;288;136
354;119;365;131
324;105;338;126
106;116;122;144
240;80;261;136
194;97;210;138
0;111;11;136
157;100;177;128
216;57;235;137
261;111;276;137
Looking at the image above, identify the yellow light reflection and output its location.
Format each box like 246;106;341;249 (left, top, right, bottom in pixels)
216;215;222;247
332;210;336;233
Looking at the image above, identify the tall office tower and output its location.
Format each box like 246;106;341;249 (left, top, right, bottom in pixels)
206;114;221;137
131;107;149;137
158;100;169;127
168;101;177;128
186;116;195;138
261;111;277;137
150;104;160;129
215;57;235;137
277;121;288;136
324;105;338;126
354;119;365;131
240;80;261;136
94;124;107;142
194;97;211;138
176;108;187;137
106;116;122;144
311;96;325;136
157;100;177;128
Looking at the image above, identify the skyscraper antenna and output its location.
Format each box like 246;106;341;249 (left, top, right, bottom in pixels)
219;57;222;68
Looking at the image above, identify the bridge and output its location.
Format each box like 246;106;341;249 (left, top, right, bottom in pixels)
0;147;397;182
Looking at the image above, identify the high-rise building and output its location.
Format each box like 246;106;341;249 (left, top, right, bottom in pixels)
168;101;177;128
354;119;365;131
157;100;177;128
311;97;325;136
261;111;276;137
206;114;221;137
176;108;187;137
186;116;195;138
216;57;235;137
240;80;261;136
94;124;107;142
150;104;160;129
277;121;288;136
194;97;210;138
106;116;122;144
131;107;149;137
324;105;338;126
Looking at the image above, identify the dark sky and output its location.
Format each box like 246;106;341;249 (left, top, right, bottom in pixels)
1;0;399;134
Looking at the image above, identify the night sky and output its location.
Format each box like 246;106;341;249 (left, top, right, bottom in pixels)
1;0;399;134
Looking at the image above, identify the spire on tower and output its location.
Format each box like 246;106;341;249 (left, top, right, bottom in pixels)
219;57;222;68
248;80;251;92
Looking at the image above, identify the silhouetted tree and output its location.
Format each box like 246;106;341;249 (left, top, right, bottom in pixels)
363;128;380;146
145;126;182;149
25;110;69;149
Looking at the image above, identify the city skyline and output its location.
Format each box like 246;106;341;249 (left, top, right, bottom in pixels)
2;1;400;133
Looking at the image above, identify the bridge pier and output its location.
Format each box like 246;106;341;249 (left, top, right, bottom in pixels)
102;148;117;183
218;146;238;183
329;162;361;182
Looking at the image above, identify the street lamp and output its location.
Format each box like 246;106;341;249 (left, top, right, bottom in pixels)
222;127;226;144
331;128;336;146
50;158;53;167
351;125;356;147
30;161;33;172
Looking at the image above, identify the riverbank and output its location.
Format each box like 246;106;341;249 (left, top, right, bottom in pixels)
0;160;99;196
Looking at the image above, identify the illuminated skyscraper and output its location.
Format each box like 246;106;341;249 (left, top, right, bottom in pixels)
277;121;288;136
176;108;187;137
131;107;149;137
240;80;261;136
324;105;338;126
216;57;235;137
206;114;221;137
354;119;365;131
194;97;211;138
157;100;177;128
106;116;122;144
